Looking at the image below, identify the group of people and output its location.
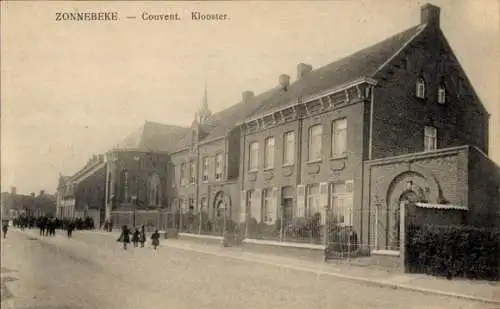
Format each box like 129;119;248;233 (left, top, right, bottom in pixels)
7;215;96;239
117;225;161;255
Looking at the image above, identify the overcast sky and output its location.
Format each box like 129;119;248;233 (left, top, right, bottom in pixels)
1;0;498;195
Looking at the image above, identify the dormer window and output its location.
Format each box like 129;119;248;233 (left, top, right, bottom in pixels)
401;58;408;70
438;84;446;104
416;77;426;99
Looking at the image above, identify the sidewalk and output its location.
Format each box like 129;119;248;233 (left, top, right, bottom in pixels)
78;230;500;305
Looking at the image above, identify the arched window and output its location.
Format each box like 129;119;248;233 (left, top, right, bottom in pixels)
149;173;161;206
438;83;446;104
416;77;426;99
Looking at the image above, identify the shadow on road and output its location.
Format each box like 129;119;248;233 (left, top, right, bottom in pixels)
0;274;18;300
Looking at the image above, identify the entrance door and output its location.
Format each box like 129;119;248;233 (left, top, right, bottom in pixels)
282;198;293;224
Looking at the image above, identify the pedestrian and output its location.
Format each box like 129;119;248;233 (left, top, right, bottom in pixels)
117;225;131;250
67;220;75;238
132;227;140;248
151;229;160;256
2;221;8;239
139;225;146;248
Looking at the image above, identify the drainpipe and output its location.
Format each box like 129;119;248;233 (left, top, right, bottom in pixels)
240;124;249;238
368;85;375;161
296;103;303;195
365;85;375;250
196;134;202;235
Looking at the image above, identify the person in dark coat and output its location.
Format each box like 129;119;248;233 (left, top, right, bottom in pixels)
151;229;160;255
67;220;75;238
117;225;131;250
139;225;146;248
132;227;140;248
2;221;8;239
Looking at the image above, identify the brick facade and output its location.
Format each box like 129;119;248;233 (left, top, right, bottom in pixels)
58;4;499;251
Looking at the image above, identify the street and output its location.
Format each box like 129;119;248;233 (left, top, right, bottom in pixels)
1;229;494;309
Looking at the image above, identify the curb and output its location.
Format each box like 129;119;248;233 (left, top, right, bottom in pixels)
164;243;500;306
68;230;500;305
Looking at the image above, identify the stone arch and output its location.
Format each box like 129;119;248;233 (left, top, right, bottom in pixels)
385;169;440;208
213;190;232;218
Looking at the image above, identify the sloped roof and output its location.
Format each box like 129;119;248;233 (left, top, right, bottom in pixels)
115;121;190;153
249;24;425;118
173;87;280;150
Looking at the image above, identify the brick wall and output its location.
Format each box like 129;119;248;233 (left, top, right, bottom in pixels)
467;146;500;227
371;26;489;160
364;147;469;249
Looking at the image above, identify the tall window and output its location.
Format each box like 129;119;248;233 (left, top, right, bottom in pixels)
438;84;446;104
416;77;426;98
283;131;295;165
180;163;187;185
332;118;347;157
331;181;353;227
262;189;273;223
200;197;207;212
424;126;437;151
249;142;259;171
215;153;223;181
188;197;194;211
306;184;321;217
149;173;161;206
308;125;322;161
264;137;275;169
180;198;187;213
202;157;209;182
249;190;261;223
190;160;196;183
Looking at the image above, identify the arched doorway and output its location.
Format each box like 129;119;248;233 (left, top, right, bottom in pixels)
391;190;418;251
213;191;229;219
377;172;430;252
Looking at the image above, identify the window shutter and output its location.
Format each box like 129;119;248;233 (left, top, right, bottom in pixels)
346;180;354;194
297;185;306;217
275;186;282;220
319;182;329;208
239;190;247;223
269;187;279;224
253;189;262;222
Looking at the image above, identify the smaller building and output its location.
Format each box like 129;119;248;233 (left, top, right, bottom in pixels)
56;121;191;227
1;187;55;218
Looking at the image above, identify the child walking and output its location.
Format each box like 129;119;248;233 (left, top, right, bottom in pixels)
151;229;160;256
139;225;146;248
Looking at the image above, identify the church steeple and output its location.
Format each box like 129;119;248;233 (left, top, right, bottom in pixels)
198;80;212;124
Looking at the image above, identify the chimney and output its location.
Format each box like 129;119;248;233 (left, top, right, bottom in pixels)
242;90;254;103
279;74;290;91
421;3;440;28
10;186;16;196
297;63;313;80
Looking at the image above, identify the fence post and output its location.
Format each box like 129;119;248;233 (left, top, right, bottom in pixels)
198;209;202;235
400;202;406;272
280;204;284;243
179;209;183;234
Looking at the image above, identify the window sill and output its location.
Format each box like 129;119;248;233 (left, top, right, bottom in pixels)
263;167;275;171
282;163;294;168
306;159;322;165
329;155;347;161
248;169;258;174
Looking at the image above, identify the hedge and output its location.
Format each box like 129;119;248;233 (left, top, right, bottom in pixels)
406;224;500;281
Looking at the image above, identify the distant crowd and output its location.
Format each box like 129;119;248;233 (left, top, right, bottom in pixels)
11;214;96;238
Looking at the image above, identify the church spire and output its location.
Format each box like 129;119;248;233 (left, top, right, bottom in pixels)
198;80;211;124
